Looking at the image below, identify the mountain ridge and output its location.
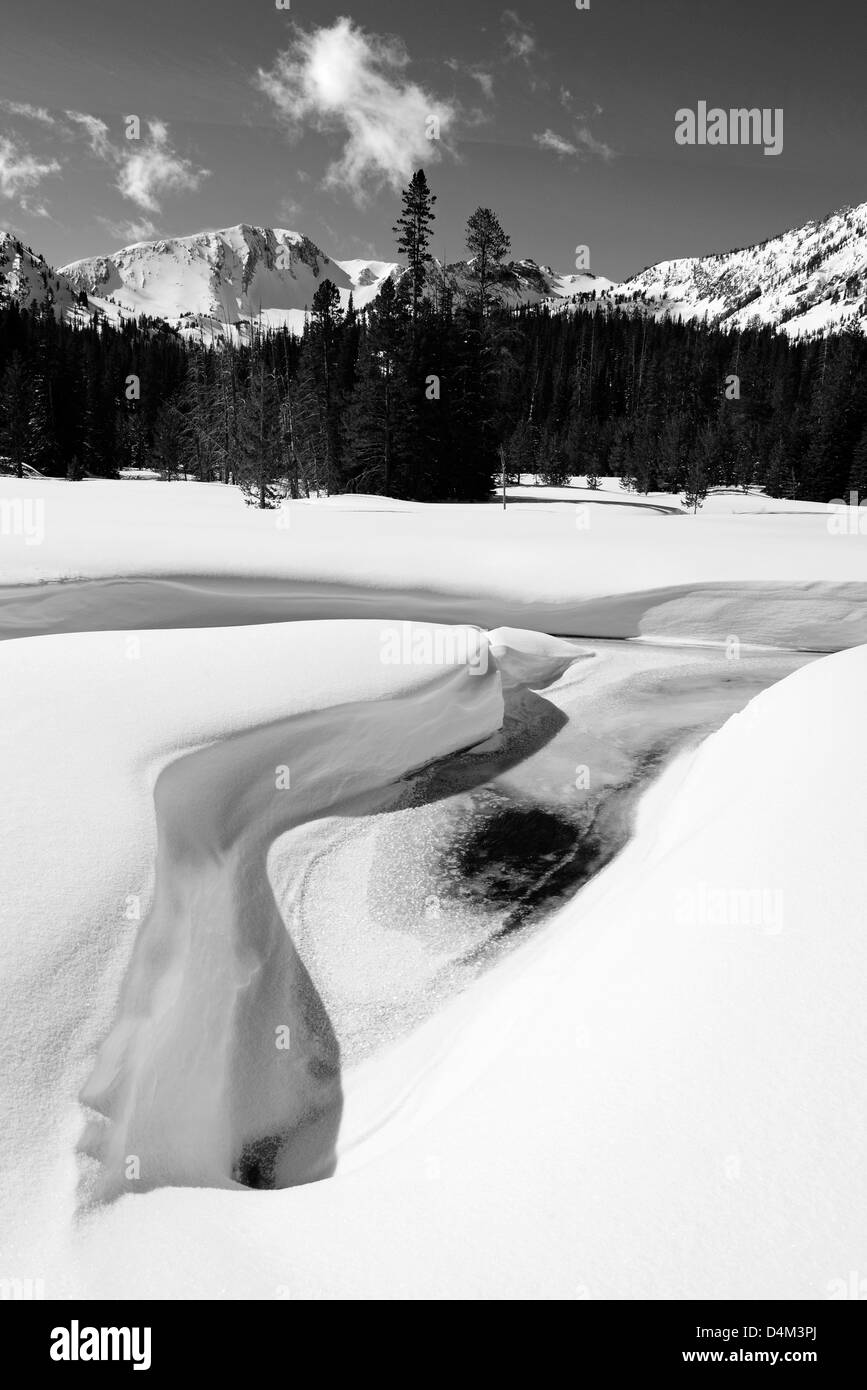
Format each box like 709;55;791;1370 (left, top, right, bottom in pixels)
613;200;867;336
2;198;866;340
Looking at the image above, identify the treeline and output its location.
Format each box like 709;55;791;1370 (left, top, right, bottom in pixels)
500;308;867;504
2;170;867;505
0;300;188;480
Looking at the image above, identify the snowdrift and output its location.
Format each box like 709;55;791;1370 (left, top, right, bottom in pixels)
0;620;503;1275
2;474;866;1299
303;641;867;1299
1;616;866;1297
2;479;867;650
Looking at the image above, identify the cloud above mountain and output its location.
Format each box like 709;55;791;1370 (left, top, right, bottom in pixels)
63;112;209;213
0;101;208;225
0;135;60;215
256;18;458;203
115;120;209;213
65;111;113;159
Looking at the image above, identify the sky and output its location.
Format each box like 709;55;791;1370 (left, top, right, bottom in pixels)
0;0;865;280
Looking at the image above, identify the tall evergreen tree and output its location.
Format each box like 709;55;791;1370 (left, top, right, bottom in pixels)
392;170;437;327
0;353;33;476
465;207;511;316
345;277;411;494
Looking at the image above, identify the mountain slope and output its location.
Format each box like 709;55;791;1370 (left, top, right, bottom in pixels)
58;223;610;338
619;201;867;337
60;225;397;339
0;232;84;319
8;198;867;340
438;256;611;308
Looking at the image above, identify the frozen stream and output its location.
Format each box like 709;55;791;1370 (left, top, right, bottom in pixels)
269;639;812;1072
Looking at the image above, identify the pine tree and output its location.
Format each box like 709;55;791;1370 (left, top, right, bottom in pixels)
151;396;184;480
237;349;282;506
345;277;411;494
0;353;33;476
682;426;714;512
764;438;787;497
846;423;867;502
177;346;220;481
465;207;511;316
214;338;239;484
289;281;346;495
392;170;436;327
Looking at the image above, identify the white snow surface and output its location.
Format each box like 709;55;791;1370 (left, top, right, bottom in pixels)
1;479;866;1298
0;622;504;1259
2;477;867;650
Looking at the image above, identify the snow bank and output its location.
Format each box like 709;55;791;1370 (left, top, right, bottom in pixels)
312;642;867;1298
0;620;503;1277
488;625;587;689
2;478;866;650
69;639;867;1298
2;469;866;1300
4;624;865;1298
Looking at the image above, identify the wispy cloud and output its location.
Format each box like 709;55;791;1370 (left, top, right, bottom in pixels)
65;111;209;213
534;124;617;162
471;69;495;100
116;120;209;212
96;214;159;244
502;9;537;62
534;128;578;157
0;135;61;213
277;194;304;224
574;125;616;161
65;110;112;158
445;58;495;101
256;18;458;203
0;100;56;127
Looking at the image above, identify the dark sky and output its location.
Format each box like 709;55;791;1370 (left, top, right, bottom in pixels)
1;0;865;278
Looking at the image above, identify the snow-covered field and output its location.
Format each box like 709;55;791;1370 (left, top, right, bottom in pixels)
2;477;866;649
1;477;866;1299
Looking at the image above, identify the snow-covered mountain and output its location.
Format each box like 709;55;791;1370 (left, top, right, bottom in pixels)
5;199;867;339
617;201;867;337
438;256;611;308
0;231;84;319
60;225;396;340
57;224;609;339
